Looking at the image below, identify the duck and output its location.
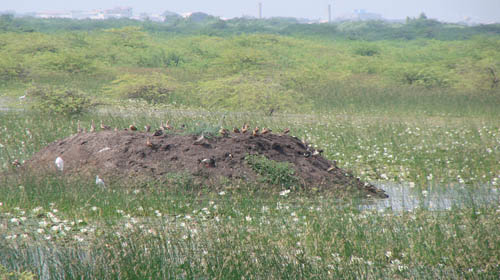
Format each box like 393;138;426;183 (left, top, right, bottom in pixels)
90;120;96;132
233;127;240;133
261;127;271;134
146;137;153;148
252;127;259;137
77;120;83;133
219;127;229;137
100;120;111;130
241;123;249;134
129;124;137;131
193;133;205;145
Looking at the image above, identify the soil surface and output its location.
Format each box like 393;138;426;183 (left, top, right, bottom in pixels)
25;130;387;198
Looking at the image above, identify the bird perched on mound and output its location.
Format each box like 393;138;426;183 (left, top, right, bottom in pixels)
100;120;111;130
200;158;216;168
241;123;249;134
55;156;64;171
90;120;96;132
161;121;173;130
77;120;83;133
153;129;163;137
252;127;260;137
261;127;271;134
219;127;229;137
193;133;205;145
146;137;153;148
233;127;240;133
129;124;137;131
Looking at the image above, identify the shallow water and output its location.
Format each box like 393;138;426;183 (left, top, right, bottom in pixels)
361;182;500;212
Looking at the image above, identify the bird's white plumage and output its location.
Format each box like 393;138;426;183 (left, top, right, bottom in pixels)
55;157;64;171
95;175;105;187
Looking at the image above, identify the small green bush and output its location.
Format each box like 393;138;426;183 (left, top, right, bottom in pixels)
106;73;176;104
27;85;91;115
0;264;35;280
401;67;449;88
245;154;299;188
0;54;28;81
354;44;381;56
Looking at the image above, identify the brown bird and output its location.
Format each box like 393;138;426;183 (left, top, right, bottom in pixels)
233;127;240;133
327;166;335;172
153;129;163;137
129;124;137;131
77;120;83;133
146;137;153;148
241;123;249;134
261;127;271;134
165;120;173;130
90;120;96;132
312;149;323;156
282;128;290;135
219;127;229;137
193;133;205;145
100;120;111;130
144;125;151;132
252;127;260;137
11;159;21;167
200;158;216;168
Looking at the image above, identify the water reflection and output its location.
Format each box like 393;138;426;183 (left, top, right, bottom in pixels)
361;182;500;212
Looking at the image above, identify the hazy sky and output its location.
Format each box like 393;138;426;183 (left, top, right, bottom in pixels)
3;0;500;23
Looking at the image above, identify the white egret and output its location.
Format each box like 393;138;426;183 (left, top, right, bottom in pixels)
55;157;64;171
95;176;105;187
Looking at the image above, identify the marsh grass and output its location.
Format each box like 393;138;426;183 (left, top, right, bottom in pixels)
1;173;499;279
0;110;499;278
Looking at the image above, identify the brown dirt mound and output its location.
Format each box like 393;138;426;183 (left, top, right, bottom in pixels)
25;130;387;198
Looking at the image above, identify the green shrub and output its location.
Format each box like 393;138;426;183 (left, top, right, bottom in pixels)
0;54;28;81
401;67;450;88
106;73;176;104
27;85;91;115
0;264;35;280
354;44;381;56
245;154;299;188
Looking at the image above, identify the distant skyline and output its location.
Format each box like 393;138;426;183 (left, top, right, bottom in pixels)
2;0;500;23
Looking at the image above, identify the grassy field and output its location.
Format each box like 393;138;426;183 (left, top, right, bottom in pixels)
0;109;499;279
1;17;500;279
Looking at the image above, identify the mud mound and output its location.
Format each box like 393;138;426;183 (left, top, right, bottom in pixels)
25;130;387;198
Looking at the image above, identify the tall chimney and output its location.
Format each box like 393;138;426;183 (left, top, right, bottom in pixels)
259;2;262;19
328;4;332;23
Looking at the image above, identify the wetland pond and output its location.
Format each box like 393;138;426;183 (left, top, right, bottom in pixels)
361;182;500;212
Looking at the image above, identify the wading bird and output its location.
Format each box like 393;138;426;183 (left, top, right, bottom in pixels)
55;157;64;171
96;176;105;187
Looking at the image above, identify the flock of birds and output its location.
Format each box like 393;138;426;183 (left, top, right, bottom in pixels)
49;120;333;187
54;156;105;187
50;120;294;187
75;120;292;148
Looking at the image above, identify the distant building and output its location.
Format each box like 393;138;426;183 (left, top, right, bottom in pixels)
338;9;382;21
36;11;72;19
104;7;133;19
353;9;382;21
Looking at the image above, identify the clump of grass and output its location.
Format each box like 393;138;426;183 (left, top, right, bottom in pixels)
0;264;35;280
245;154;299;189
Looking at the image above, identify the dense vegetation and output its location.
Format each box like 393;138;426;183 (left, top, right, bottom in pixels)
1;15;499;115
0;16;499;279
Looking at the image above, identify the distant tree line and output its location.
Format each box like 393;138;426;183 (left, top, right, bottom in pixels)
1;13;499;41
